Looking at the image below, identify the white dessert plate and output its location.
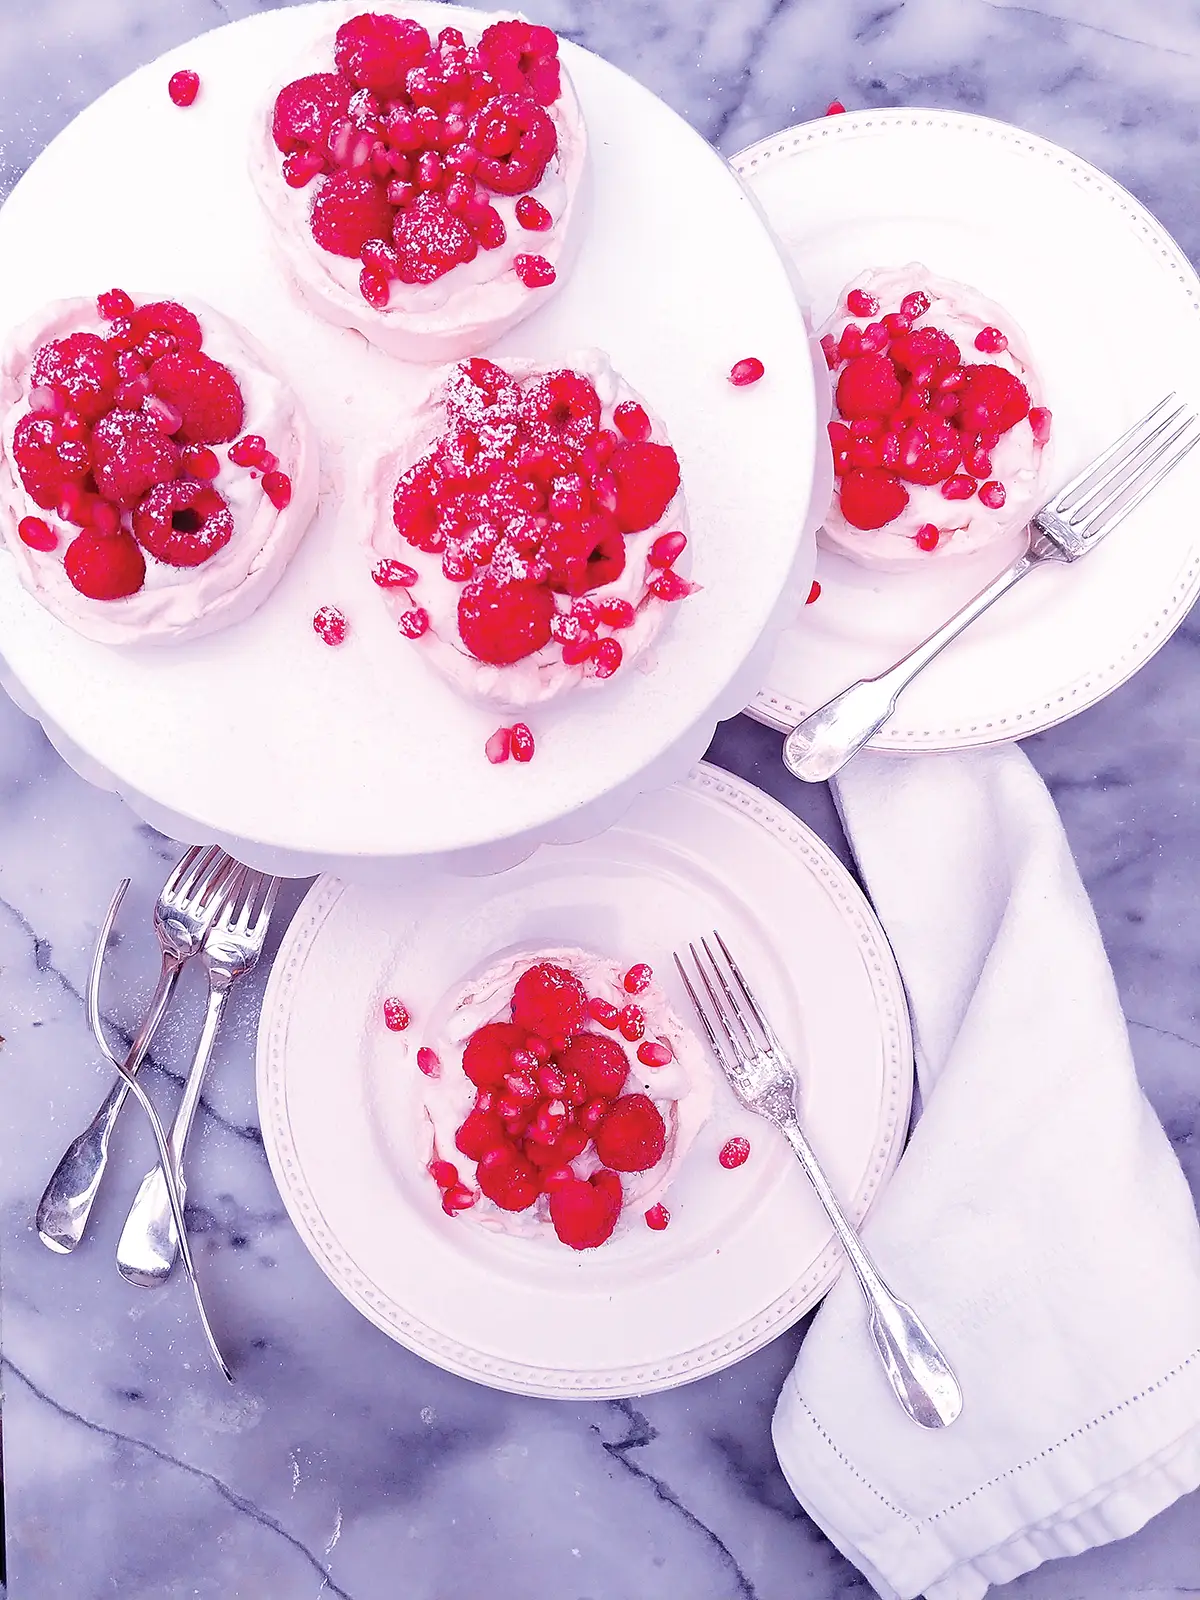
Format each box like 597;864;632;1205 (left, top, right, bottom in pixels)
0;3;817;878
734;110;1200;748
256;764;912;1398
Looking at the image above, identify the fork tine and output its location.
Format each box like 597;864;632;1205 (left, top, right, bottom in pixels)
1053;394;1178;515
674;953;739;1077
1081;424;1200;543
712;930;784;1051
689;942;754;1072
700;937;760;1052
1076;413;1200;533
251;877;281;940
1059;399;1187;522
188;851;239;912
232;870;265;936
163;844;214;906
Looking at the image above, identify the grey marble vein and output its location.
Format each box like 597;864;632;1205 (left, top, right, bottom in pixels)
2;0;1200;1596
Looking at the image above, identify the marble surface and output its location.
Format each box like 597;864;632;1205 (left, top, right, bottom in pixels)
3;0;1200;1596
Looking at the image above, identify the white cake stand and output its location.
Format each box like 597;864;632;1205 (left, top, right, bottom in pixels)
0;3;820;880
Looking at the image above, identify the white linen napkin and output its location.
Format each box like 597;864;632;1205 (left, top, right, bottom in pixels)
772;745;1200;1600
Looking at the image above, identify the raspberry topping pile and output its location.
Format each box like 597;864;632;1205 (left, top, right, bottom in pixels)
9;292;290;604
822;283;1052;551
272;14;566;304
432;958;680;1251
388;358;687;671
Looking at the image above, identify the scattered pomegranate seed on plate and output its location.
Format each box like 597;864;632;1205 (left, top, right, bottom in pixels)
510;723;535;762
644;1203;670;1231
485;726;512;764
428;1159;458;1188
313;605;348;646
729;356;765;386
846;288;877;317
514;253;556;288
915;524;940;551
515;195;552;231
398;606;429;639
168;70;200;108
825;99;846;115
623;963;653;994
806;580;821;604
974;326;1008;354
638;1040;673;1068
263;470;292;510
417;1047;441;1078
719;1136;751;1170
382;997;410;1031
18;516;56;552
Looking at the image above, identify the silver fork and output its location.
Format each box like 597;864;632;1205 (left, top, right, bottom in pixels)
36;845;241;1254
784;395;1200;781
116;870;280;1288
676;932;963;1429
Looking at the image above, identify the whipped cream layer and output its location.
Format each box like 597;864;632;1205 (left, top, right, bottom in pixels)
365;349;688;709
251;4;588;363
419;946;712;1242
0;296;319;646
819;264;1051;572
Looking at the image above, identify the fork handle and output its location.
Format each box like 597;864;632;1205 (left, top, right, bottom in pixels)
36;954;181;1254
116;982;229;1286
783;545;1042;783
780;1119;963;1428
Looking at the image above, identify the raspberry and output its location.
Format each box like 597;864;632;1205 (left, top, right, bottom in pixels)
148;352;244;445
471;94;557;195
889;327;961;384
97;288;134;321
954;365;1031;434
392;192;479;284
463;1021;528;1089
11;413;91;509
63;529;146;601
835;354;902;420
30;334;117;421
515;195;552;231
311;171;394;258
593;1093;666;1173
609;441;680;533
543;512;626;597
479;20;562;105
511;962;587;1039
548;1171;622;1250
334;14;431;94
272;73;353;154
382;997;410;1031
719;1136;751;1170
514;253;556;288
168;69;200;108
520;371;601;448
132;480;233;567
893;416;961;486
458;577;554;664
839;468;909;530
454;1106;509;1161
476;1144;541;1212
129;301;204;355
91;411;181;507
557;1033;629;1099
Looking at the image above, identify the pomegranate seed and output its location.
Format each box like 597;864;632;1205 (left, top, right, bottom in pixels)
360;267;390;308
562;1071;588;1106
313;604;348;646
589;998;619;1028
974;326;1008;354
623;964;653;994
361;237;399;277
284;149;327;188
719;1136;751;1170
591;637;622;679
442;1183;477;1214
371;558;418;589
915;524;940;552
142;395;183;435
978;480;1006;509
883;312;911;337
387;179;417;208
92;500;121;537
644;1203;670;1230
182;445;219;480
637;1040;673;1068
860;321;889;354
428;1159;458;1188
963;444;992;478
580;1097;611;1132
536;1066;567;1097
97;288;134;321
729;357;765;387
383;997;410;1030
596;598;633;629
561;636;596;666
941;476;976;500
417;1047;441;1078
825;100;846;115
901;291;930;320
18;515;57;552
846;289;878;317
806;580;821;604
399;607;429;639
649;570;692;602
613;402;651;443
510;722;535;762
229;434;267;468
541;1167;576;1194
618;1004;645;1042
648;531;687;569
838;325;863;361
263;471;292;510
820;334;839;370
934;392;961;417
485;726;512;764
515;195;552;231
1029;406;1052;445
514;254;555;288
504;1070;539;1102
168;70;200;108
